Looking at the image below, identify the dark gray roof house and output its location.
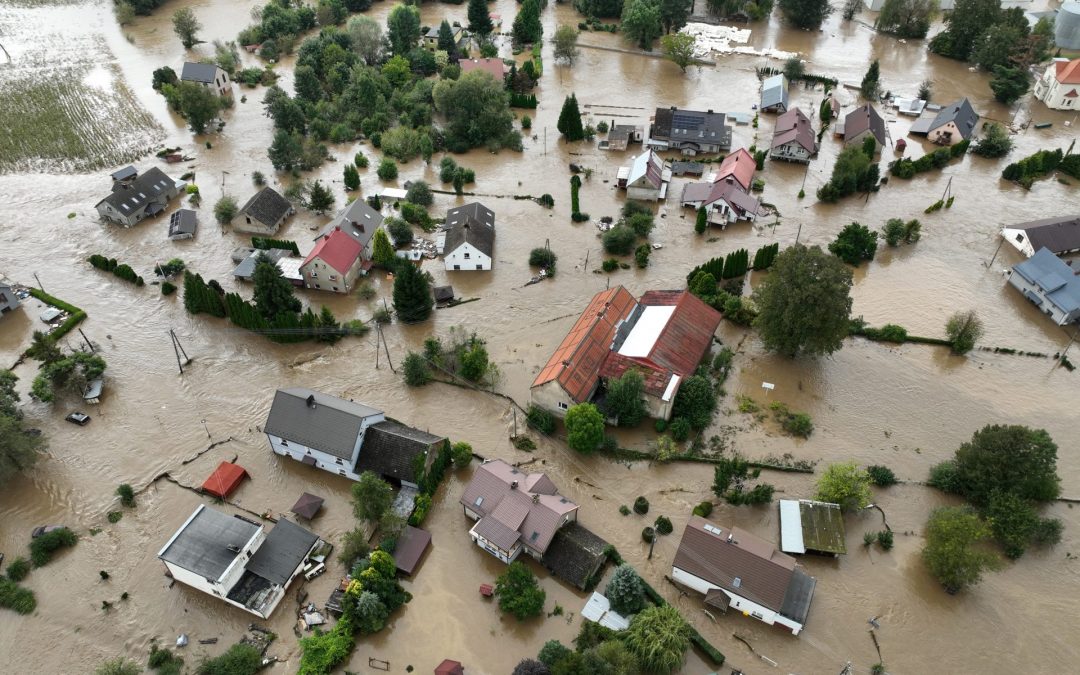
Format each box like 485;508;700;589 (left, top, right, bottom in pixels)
355;420;446;486
317;198;383;252
181;62;222;84
110;165;138;183
444;202;496;270
264;387;383;461
244;518;320;586
95;166;182;227
542;521;610;590
168;209;198;240
916;97;979;143
0;283;21;316
158;505;261;581
650;107;732;154
1003;215;1080;258
235;187;294;235
843;104;887;150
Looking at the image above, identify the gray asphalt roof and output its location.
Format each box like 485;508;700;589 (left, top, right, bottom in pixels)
168;209;198;237
652;107;731;148
929;98;979;139
761;74;789;111
263;388;382;460
239;187;292;228
779;568;817;624
158;505;260;580
245;518;318;586
444;202;496;257
1016;215;1080;254
110;165;137;181
96;167;175;216
319;198;383;248
1013;247;1080;315
181;62;220;84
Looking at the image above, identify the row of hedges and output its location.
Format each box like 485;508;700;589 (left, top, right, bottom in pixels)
686;243;777;284
890;141;969;179
251;237;300;255
757;65;837;89
510;92;538;108
27;289;87;344
88;255;143;286
849;319;952;347
1002;148;1063;188
751;242;779;270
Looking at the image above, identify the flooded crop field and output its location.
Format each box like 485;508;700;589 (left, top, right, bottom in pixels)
1;0;1079;673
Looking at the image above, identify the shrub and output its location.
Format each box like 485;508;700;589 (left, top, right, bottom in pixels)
602;226;637;255
619;505;631;516
377;158;398;180
922;506;1000;593
213;195;238;225
148;645;183;674
927;460;960;493
29;527;78;567
565;402;604;453
692;501;713;518
387;217;414;246
605;564;646;615
451;441;473;468
402;352;430;387
0;578;36;614
863;531;876;547
867;465;897;486
521;115;532;129
5;557;30;582
815;462;872;511
601;258;619;272
528;247;557;271
161;281;177;296
633;496;649;515
641;526;655;543
338;528;370;568
829;222;878;265
409;494;432;526
526;404;556;435
495;562;546;620
654;515;673;535
116;483;136;508
876;530;894;550
668;417;691;442
405;180;433;207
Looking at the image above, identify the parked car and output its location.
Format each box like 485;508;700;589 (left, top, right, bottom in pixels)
65;412;91;426
32;525;64;538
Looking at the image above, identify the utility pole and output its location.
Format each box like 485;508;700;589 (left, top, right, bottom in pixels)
795;222;803;245
169;329;190;374
78;328;94;353
940;175;953;203
221;170;230;194
33;273;45;293
543;127;547;156
985;236;1006;268
201;419;211;441
1059;328;1079;366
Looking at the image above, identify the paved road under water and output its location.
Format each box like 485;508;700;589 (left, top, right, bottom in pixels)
1;1;1078;673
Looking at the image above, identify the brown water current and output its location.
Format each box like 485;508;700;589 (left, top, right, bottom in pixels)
1;1;1079;673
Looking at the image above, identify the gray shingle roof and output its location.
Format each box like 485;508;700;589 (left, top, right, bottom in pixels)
239;187;293;229
168;209;198;237
844;104;886;145
761;74;789;111
929;98;979;140
0;284;19;313
96;166;175;216
652;107;731;145
319;198;383;248
354;419;445;483
245;518;319;586
158;505;260;580
263;388;382;460
1014;215;1080;255
542;521;609;590
110;165;138;182
181;62;221;84
444;202;496;258
233;248;288;280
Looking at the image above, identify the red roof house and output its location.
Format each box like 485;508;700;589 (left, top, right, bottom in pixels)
714;148;756;192
201;461;249;499
531;287;721;421
459;58;506;81
300;226;365;294
435;660;464;675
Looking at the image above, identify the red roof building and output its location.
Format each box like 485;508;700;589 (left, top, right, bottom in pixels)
714;148;756;192
300;226;365;294
531;287;721;421
459;58;506;81
435;660;464;675
201;461;249;499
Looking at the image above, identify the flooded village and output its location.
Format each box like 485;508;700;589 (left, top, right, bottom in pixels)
1;0;1080;673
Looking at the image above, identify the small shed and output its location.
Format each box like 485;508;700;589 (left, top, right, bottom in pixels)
291;492;325;520
760;74;789;113
393;525;432;576
779;499;847;556
433;285;455;304
83;378;104;404
201;461;249;499
581;592;630;630
435;660;464;675
380;188;408;203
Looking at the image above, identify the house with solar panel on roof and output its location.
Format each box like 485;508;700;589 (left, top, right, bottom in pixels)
648;107;732;156
531;285;721;421
157;504;323;618
95;166;184;227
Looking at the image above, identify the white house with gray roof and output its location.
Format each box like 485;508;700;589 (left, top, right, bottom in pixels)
0;283;21;318
444;202;496;271
234;187;294;235
181;61;232;97
95;166;183;227
316;198;384;259
1007;247;1080;326
910;98;979;145
264;387;445;486
157;504;320;618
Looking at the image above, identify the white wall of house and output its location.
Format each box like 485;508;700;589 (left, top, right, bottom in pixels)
1007;269;1080;326
770;142;813;163
1034;64;1079;110
469;525;522;563
928;121;964;145
671;566;805;635
301;256;362;293
1001;228;1036;258
844;130;882;154
268;418;377;481
233;213;282;236
530;381;576;418
628;184;661;202
444;242;492;271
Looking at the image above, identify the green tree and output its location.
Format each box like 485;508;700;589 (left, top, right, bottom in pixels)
672;374;716;430
752;244;853;357
172;7;201;49
402;352;431;386
405;180;433;206
468;0;494;38
553;25;580;65
783;56;805;81
213;195;238;225
512;0;543;46
623;605;692;674
875;0;936;39
860;59;881;100
972;122;1013;158
352;471;393;523
949;425;1061;507
695;205;707;234
538;640;572;667
195;642;263;675
602;226;637;255
621;0;663;49
343;163;360;191
817;143;880;202
437;20;457;53
712;454;774;505
928;0;1001;60
252;256;301;321
565;403;605;453
392;261;434;323
372;228;396;267
377;158;398;180
922;506;999;593
268;130;304;170
557;94;585;141
459;340;490;382
387;4;421;55
513;660;549;675
972;22;1027;71
307;180;335;214
604;369;647;426
495;561;546;620
95;658;141;675
779;0;833;29
31;352;107;403
945;309;983;354
882;218;921;246
432;71;520;152
660;33;696;72
816;461;873;511
451;441;473;468
0;410;44;486
829;222;879;265
354;590;390;634
348;15;385;65
177;81;222;134
989;64;1030;104
604;563;647;615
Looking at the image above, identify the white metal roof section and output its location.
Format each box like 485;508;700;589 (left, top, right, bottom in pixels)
779;499;806;554
661;374;680;402
581;592;630;631
617;305;675;357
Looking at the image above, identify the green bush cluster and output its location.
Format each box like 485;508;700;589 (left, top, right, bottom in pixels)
654;515;673;535
0;578;36;615
408;494;432;527
88;255;143;286
890;141;969;178
251;237;301;255
757;65;837;88
692;501;713;517
153;258;186;277
752;243;779;270
509;92;538;108
570;175;588;222
526;404;556;435
817;141;880;202
770;402;814;437
5;557;30;582
29;527;78;567
1002;148;1063;188
633;496;649;515
160;281;177;296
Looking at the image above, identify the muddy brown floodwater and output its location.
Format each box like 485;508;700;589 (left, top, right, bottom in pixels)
2;0;1079;673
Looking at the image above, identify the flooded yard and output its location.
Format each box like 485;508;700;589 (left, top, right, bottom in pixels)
1;0;1079;673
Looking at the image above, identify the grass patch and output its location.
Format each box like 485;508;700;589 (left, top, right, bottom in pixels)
0;578;36;614
0;63;162;173
29;527;78;567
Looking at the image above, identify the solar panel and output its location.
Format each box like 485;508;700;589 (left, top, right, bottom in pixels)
672;113;703;130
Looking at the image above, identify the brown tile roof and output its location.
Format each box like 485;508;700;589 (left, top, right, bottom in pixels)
531;286;637;402
460;58;506;81
771;107;818;154
459;459;578;556
1055;58;1080;84
715;148;756;192
844;104;886;146
672;516;797;614
392;525;431;575
635;290;722;377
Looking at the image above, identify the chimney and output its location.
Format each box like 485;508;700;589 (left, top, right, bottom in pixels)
510;480;518;490
532;494;540;504
306;394;316;409
707;109;714;114
726;533;733;543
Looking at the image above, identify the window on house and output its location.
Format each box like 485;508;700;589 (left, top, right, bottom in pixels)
557;402;568;410
335;458;343;465
464;252;470;259
454;265;460;270
328;275;337;281
476;265;482;270
280;439;288;447
338;470;346;476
